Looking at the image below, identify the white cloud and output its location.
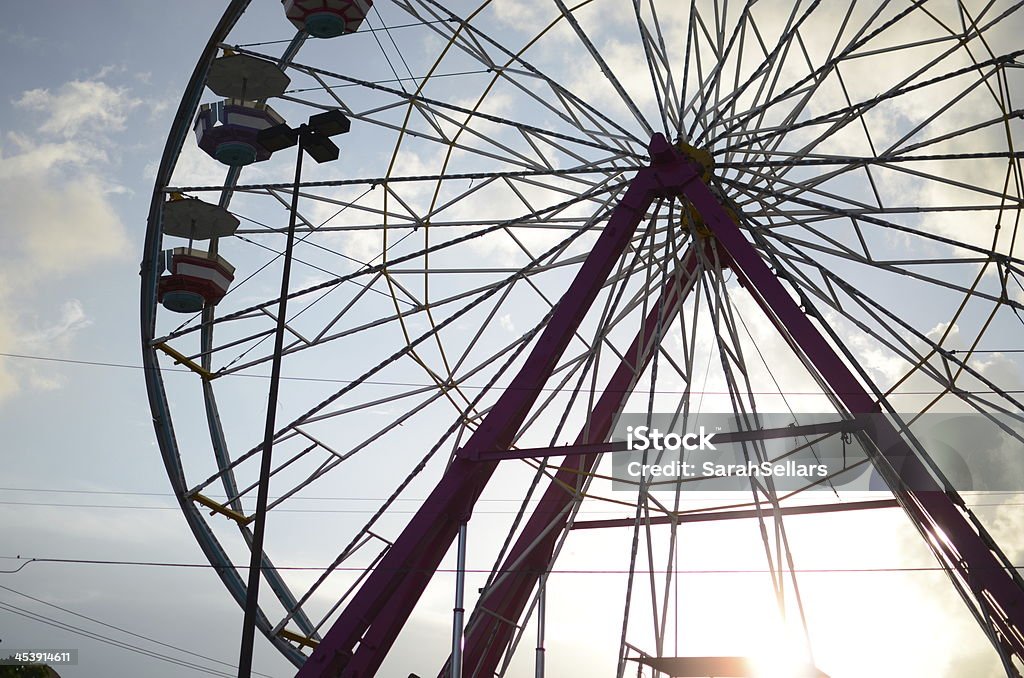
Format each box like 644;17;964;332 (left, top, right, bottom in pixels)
21;300;93;348
491;0;552;36
13;79;142;138
0;324;18;401
0;26;41;49
0;76;137;402
0;299;95;400
26;371;64;391
0;135;130;284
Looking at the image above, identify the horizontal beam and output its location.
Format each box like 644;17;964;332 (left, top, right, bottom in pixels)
630;655;829;678
571;499;899;530
154;341;213;380
461;419;864;462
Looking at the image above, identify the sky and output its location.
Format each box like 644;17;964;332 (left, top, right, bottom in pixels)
0;2;296;677
2;1;1024;678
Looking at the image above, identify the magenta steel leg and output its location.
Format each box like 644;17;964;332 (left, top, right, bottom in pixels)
678;169;1024;660
296;136;686;678
443;135;1024;673
450;246;705;678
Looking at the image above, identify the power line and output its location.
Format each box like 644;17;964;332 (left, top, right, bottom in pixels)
3;554;1022;576
0;600;243;678
0;499;632;515
0;487;559;503
0;487;541;501
283;67;492;94
2;486;1022;503
233;18;451;47
0;498;1017;515
3;351;1022;395
0;583;278;678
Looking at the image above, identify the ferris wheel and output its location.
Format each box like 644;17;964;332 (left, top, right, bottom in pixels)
142;1;1024;676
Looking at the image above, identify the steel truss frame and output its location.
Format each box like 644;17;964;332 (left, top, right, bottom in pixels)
296;135;1024;677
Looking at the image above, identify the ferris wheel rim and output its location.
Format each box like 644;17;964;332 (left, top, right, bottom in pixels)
141;0;313;667
144;1;1024;675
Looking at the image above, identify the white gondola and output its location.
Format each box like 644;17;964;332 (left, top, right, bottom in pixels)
282;0;373;38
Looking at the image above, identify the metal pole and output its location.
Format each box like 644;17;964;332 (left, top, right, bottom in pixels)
451;522;468;678
237;128;306;678
535;575;546;678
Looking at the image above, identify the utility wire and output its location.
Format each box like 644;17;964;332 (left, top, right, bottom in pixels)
0;499;1017;513
3;555;1022;576
0;600;244;678
0;583;277;678
0;487;551;502
0;499;644;514
3;351;1021;395
233;18;451;47
14;485;1015;501
283;68;492;94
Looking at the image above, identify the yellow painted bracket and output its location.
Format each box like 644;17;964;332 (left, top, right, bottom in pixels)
674;139;714;182
192;493;249;525
154;342;214;380
278;629;319;649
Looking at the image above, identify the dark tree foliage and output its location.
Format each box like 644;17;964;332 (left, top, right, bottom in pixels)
0;663;53;678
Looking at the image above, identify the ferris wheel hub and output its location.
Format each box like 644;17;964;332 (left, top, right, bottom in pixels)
674;138;714;182
648;134;734;237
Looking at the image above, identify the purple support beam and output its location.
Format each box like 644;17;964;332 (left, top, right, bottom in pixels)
451;243;705;678
297;136;687;678
443;135;1024;674
678;161;1024;660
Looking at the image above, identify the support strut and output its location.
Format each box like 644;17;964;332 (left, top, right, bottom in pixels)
449;244;704;678
296;135;690;677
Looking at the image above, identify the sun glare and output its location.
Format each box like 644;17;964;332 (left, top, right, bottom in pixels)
749;623;817;678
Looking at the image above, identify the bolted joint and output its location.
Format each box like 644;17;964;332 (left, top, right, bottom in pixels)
647;133;678;164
